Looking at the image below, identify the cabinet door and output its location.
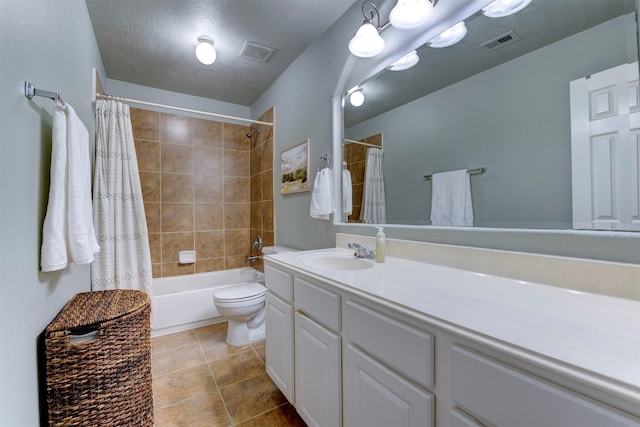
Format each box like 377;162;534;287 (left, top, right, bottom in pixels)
344;344;434;427
295;311;341;427
265;292;294;404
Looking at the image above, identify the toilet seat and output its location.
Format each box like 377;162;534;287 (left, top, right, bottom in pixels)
214;282;266;303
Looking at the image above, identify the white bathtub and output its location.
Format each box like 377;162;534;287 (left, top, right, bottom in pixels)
151;267;265;337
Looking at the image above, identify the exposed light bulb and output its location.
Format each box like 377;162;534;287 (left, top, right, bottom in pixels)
350;90;365;107
389;0;434;30
428;21;467;48
348;22;385;58
196;36;216;65
482;0;532;18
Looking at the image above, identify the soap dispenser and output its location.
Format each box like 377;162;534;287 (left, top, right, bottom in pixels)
375;227;386;263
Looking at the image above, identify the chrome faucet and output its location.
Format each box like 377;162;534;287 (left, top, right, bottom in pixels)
347;242;375;259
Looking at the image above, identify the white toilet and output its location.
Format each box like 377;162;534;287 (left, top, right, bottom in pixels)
214;282;267;346
213;245;298;346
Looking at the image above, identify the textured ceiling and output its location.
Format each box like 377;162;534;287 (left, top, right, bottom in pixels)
86;0;357;106
344;0;637;127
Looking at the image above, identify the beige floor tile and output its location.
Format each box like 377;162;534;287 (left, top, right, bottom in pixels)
153;364;217;408
198;324;253;361
154;392;232;427
152;330;199;354
250;339;265;349
209;349;266;387
153;343;206;377
220;373;287;424
253;346;266;363
236;403;306;427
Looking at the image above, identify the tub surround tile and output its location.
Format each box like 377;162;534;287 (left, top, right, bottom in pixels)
195;231;225;259
161;232;194;262
140;172;160;202
196;258;226;273
148;232;161;264
152;264;162;278
223;123;251;151
225;256;250;270
219;373;288;424
162;262;195;277
261;171;273;201
263;201;274;232
195;203;224;231
250;202;263;230
250;174;262;202
224;204;250;230
162;203;194;233
194;119;223;148
161;113;193;145
194;146;223;176
144;203;161;233
224;177;250;204
225;230;250;256
195;174;223;202
224;150;251;178
161;173;194;203
130;108;159;141
135;139;160;171
261;139;273;172
161;143;195;174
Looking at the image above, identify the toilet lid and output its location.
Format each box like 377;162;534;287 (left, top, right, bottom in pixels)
214;282;266;303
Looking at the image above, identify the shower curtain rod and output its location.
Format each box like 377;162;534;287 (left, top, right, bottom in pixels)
343;138;382;149
96;93;273;126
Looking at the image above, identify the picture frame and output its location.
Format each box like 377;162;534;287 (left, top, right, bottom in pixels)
281;139;310;194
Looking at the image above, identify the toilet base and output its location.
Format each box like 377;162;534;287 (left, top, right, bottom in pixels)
225;319;265;346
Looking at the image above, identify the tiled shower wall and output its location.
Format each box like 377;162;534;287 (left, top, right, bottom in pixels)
130;107;274;278
344;133;382;223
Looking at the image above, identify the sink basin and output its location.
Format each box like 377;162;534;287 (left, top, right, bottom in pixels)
297;252;374;271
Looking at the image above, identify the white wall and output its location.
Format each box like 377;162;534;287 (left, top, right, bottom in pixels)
0;1;105;424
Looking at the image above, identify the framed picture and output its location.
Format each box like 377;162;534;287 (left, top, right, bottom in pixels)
281;139;310;194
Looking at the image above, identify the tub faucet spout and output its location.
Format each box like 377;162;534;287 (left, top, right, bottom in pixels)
247;255;262;263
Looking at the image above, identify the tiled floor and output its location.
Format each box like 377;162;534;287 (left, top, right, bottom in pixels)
151;322;307;426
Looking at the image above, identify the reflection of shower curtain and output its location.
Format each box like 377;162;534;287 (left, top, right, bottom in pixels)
360;148;386;223
91;100;152;293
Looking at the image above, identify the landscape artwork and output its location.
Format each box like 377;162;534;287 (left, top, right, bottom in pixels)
281;139;310;194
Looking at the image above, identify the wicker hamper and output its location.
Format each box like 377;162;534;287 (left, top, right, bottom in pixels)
44;290;153;426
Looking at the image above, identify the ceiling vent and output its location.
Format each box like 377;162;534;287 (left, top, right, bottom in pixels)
481;30;521;51
239;41;275;63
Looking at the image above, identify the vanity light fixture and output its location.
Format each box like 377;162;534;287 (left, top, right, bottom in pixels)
428;21;467;48
389;50;419;71
348;1;385;58
350;89;365;107
389;0;435;30
195;36;216;65
481;0;532;18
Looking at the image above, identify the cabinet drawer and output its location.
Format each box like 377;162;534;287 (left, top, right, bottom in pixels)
344;299;434;389
294;276;340;332
265;263;293;302
451;346;640;427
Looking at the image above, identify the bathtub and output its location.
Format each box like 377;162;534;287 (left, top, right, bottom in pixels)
151;267;265;337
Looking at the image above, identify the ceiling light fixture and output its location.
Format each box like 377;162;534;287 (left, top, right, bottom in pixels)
389;0;435;30
350;90;365;107
389;50;419;71
428;21;467;48
481;0;532;18
196;36;216;65
348;1;385;58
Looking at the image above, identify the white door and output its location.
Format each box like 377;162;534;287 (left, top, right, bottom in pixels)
265;292;295;404
294;311;341;427
570;62;640;230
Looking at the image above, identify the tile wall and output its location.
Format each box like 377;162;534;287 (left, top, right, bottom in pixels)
131;107;274;277
344;133;383;223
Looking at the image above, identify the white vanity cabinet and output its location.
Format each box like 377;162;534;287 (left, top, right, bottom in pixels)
294;276;342;427
264;265;295;403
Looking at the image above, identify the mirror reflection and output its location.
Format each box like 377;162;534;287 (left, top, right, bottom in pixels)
342;0;638;229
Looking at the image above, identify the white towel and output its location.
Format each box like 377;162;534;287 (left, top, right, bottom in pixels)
41;100;100;271
430;169;473;226
310;167;334;220
342;166;353;216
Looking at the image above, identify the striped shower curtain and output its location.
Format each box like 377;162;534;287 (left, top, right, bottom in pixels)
360;148;387;224
91;100;152;293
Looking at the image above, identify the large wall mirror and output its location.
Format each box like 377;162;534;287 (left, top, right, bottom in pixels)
342;0;638;230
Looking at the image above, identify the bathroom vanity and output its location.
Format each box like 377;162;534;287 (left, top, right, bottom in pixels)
264;239;640;427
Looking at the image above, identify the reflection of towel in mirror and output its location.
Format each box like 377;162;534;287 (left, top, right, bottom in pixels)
310;167;334;220
430;169;473;226
342;168;352;216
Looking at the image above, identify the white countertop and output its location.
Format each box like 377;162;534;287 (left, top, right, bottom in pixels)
267;248;640;401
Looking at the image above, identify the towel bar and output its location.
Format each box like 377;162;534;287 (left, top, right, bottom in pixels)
423;167;486;181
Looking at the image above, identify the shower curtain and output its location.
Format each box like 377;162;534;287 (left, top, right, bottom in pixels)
360;148;387;224
91;100;152;293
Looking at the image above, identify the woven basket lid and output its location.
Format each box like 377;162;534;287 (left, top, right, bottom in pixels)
46;290;149;334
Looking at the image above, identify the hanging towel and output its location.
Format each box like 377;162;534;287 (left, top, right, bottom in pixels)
430;169;474;226
41;100;100;271
342;165;353;216
310;167;334;220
